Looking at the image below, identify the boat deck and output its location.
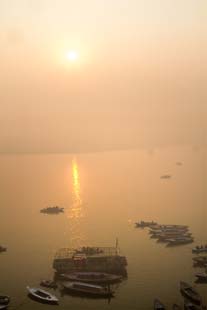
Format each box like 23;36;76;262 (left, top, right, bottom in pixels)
54;247;119;259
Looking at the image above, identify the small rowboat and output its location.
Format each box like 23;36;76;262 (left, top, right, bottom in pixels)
27;286;58;304
62;281;114;298
0;296;10;309
180;282;201;305
60;272;122;284
154;298;166;309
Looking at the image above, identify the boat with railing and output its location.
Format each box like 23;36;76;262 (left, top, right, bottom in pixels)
53;246;127;275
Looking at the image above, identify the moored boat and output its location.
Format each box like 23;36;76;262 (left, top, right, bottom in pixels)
180;281;201;305
192;245;207;254
135;221;157;228
60;272;122;284
27;286;59;304
158;233;192;242
62;281;114;298
195;270;207;282
167;237;194;246
193;256;207;266
0;296;10;309
40;206;64;214
154;298;166;309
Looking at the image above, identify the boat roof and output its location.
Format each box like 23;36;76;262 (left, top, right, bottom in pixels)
54;247;119;259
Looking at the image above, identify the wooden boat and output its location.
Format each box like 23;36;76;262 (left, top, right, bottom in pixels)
172;304;181;309
27;286;58;304
167;237;194;246
158;233;192;242
195;270;207;282
60;272;122;284
40;206;64;214
40;280;57;289
0;296;10;309
180;282;201;305
62;281;114;298
154;298;166;309
193;256;207;266
135;221;157;228
192;245;207;254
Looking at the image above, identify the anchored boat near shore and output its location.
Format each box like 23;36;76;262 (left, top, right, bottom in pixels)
62;281;114;298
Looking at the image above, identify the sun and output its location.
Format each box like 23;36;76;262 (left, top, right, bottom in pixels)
66;50;79;62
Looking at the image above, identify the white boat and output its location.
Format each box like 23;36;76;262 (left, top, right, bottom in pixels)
62;281;114;297
27;286;59;304
0;296;10;309
154;298;166;309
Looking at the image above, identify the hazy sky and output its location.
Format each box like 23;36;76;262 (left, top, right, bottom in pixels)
0;0;206;152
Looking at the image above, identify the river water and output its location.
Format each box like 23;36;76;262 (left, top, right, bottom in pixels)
0;146;206;309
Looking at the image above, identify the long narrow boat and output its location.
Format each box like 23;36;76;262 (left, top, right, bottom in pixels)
180;282;201;305
62;281;114;298
60;272;122;284
192;245;207;254
0;296;10;309
167;237;194;246
27;286;59;304
154;298;166;309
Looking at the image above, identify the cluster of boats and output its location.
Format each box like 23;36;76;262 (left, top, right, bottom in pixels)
154;281;205;309
192;251;207;282
25;271;123;304
40;206;64;214
135;221;193;246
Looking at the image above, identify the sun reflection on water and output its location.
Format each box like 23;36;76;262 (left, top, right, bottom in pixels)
68;158;85;248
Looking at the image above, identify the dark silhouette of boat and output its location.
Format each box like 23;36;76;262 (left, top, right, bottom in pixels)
180;282;201;305
0;296;10;309
40;206;64;214
60;272;122;284
62;281;114;298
